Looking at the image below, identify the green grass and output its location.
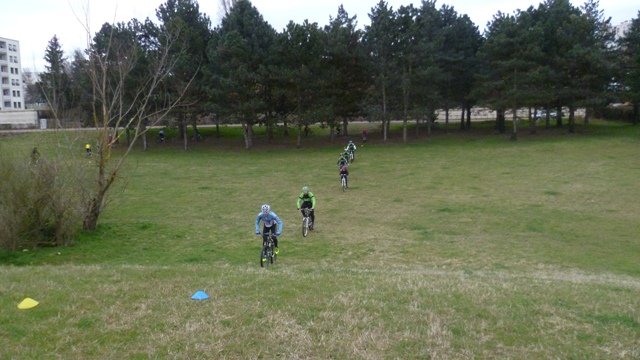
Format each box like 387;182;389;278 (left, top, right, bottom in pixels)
1;121;639;358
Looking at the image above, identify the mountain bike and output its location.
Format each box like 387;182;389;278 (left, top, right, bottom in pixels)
301;208;313;237
260;232;277;268
340;174;348;192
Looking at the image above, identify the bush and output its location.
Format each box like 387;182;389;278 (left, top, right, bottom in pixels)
0;155;84;251
594;105;635;122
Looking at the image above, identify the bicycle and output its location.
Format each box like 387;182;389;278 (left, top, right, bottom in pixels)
260;232;277;268
301;207;314;237
340;174;348;192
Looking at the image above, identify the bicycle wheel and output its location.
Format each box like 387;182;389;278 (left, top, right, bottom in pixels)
341;177;347;191
269;245;275;264
302;217;309;237
260;246;270;268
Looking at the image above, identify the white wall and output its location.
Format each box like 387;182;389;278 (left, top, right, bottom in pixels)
0;110;37;128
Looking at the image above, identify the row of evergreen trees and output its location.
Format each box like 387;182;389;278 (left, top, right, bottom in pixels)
34;0;640;147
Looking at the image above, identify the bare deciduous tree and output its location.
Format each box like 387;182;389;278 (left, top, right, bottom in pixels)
80;23;194;230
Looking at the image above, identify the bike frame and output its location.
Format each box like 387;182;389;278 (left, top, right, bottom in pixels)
260;233;276;267
302;208;312;237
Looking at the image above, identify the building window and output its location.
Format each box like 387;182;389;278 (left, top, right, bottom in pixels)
4;101;11;108
2;89;9;96
0;66;6;73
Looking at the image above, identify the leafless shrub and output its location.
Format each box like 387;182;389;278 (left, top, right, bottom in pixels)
0;155;85;250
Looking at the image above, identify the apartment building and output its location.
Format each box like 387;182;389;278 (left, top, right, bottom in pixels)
0;36;24;111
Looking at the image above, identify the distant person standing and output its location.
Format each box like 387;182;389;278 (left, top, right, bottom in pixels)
85;143;92;156
362;128;367;144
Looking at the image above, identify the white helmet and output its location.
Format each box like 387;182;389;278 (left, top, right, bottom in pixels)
302;186;309;194
261;204;270;213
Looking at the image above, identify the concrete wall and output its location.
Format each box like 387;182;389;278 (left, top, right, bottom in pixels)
0;110;38;128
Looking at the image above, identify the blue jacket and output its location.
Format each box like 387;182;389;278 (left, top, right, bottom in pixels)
255;211;283;235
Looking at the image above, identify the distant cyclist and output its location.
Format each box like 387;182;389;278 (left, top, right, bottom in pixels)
337;152;348;168
345;140;357;161
339;163;349;188
255;204;283;253
296;186;316;230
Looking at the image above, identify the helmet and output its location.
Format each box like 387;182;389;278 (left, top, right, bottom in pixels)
261;204;270;213
349;140;353;143
302;186;309;194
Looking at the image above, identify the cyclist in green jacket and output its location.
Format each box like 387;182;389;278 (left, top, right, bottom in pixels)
296;186;316;229
337;152;348;168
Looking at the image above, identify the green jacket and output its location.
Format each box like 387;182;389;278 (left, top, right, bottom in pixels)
297;191;316;209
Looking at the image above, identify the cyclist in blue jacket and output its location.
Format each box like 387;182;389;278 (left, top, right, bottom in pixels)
255;204;283;253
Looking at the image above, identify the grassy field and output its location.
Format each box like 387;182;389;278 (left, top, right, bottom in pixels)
1;122;639;358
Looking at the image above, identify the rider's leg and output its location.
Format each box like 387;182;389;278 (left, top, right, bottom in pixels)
271;226;278;248
262;226;269;247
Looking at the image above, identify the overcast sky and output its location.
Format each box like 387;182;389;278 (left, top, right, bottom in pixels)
1;0;637;72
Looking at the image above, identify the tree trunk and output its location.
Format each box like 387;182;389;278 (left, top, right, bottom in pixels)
584;107;590;125
402;117;407;143
633;102;639;125
510;106;518;141
192;121;201;142
267;114;274;142
545;107;551;128
556;105;563;128
83;198;101;230
445;108;449;134
496;108;506;134
529;107;536;134
568;106;575;133
183;122;188;150
459;104;465;130
296;124;302;148
243;122;253;149
382;117;388;142
465;105;471;129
